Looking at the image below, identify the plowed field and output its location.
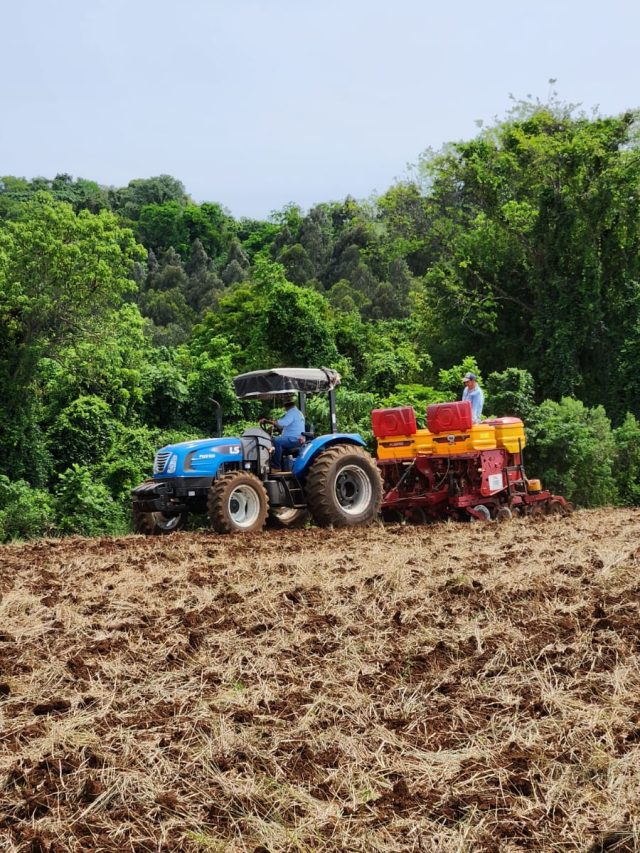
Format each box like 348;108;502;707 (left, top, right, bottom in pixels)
1;510;639;852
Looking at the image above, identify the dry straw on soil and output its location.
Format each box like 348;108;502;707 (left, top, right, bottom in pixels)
0;509;639;852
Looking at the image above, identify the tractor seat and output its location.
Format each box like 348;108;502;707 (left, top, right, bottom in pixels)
281;425;315;461
283;446;302;460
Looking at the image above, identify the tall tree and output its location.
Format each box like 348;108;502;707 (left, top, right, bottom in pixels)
109;175;190;221
412;105;640;419
0;193;145;479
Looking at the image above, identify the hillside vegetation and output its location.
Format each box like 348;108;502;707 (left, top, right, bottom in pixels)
1;510;639;851
2;99;640;540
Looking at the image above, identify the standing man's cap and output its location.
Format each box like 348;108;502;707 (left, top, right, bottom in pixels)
462;372;477;382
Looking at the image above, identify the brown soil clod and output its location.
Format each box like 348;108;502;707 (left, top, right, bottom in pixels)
32;699;71;716
78;777;103;803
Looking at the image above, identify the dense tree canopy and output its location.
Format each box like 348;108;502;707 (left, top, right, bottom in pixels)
405;109;640;418
0;194;144;481
1;98;639;537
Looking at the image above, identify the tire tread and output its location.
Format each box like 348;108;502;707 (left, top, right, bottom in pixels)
132;508;185;536
304;445;382;527
207;471;269;534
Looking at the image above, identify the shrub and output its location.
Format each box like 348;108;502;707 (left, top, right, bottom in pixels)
485;367;537;422
100;424;159;502
613;413;640;506
0;402;53;486
379;384;448;428
140;356;188;428
527;398;618;507
49;396;117;472
55;464;127;537
361;345;422;396
184;350;241;430
0;476;55;542
306;389;376;440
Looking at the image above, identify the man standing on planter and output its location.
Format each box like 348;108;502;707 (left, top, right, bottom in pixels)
462;372;484;423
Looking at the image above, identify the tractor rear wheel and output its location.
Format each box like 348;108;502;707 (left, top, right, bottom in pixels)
208;472;268;534
305;445;382;527
133;508;186;535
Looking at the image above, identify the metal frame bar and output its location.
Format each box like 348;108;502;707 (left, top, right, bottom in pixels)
328;389;338;434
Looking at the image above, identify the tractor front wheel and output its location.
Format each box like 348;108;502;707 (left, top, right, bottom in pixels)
133;508;186;535
304;445;382;527
208;472;268;534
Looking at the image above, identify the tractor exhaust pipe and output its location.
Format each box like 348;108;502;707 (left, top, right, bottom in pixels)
211;398;223;437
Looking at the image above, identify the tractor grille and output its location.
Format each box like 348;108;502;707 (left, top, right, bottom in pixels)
153;451;171;474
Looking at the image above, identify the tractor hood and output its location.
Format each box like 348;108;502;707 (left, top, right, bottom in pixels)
153;437;243;477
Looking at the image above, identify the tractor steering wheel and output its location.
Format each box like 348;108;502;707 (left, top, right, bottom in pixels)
259;419;275;436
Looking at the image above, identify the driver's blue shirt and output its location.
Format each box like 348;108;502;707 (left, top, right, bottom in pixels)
276;406;305;439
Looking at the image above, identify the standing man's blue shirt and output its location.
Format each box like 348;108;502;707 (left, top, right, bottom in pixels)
462;385;484;424
276;406;305;439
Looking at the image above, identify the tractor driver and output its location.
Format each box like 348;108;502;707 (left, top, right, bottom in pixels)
259;398;305;471
462;372;484;423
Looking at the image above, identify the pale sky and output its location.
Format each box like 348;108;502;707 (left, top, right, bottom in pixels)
1;0;638;219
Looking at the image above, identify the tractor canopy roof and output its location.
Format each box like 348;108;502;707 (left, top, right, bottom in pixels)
233;367;341;400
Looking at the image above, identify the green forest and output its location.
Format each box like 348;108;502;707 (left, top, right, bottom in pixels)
2;100;640;540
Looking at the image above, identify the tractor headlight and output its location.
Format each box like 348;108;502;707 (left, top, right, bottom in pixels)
167;454;178;474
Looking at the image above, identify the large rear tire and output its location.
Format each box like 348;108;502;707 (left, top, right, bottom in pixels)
208;472;268;534
304;445;382;528
133;508;186;535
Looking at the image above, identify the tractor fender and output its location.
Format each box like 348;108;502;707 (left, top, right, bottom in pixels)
292;434;366;479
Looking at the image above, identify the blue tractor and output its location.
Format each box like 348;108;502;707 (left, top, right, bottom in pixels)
131;367;383;534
